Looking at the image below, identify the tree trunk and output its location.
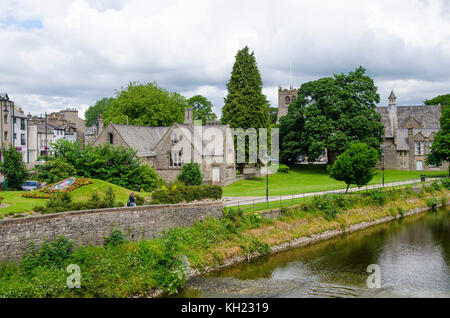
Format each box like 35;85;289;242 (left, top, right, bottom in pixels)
345;184;350;194
327;150;337;166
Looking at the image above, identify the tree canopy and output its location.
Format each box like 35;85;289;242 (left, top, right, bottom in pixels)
103;82;187;127
279;67;384;165
221;46;270;130
0;146;28;190
84;97;113;127
187;95;217;125
35;140;161;192
424;94;450;107
426;104;450;173
328;143;379;193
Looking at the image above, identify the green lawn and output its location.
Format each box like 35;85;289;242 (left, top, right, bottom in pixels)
223;165;448;197
0;179;152;216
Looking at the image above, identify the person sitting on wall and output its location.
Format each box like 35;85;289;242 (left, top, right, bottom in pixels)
128;192;136;207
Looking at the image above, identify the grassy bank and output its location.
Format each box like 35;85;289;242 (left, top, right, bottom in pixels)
223;165;447;197
0;179;152;216
0;179;449;298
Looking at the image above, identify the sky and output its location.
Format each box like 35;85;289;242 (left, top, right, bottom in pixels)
0;0;449;119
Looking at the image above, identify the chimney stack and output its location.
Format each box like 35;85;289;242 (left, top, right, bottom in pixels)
184;107;194;125
98;114;104;135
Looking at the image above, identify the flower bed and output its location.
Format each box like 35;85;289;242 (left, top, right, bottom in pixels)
21;193;52;199
40;177;94;194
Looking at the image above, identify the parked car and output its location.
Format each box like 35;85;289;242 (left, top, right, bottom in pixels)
22;181;41;191
34;159;46;166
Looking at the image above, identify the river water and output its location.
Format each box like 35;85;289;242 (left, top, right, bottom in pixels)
176;207;450;298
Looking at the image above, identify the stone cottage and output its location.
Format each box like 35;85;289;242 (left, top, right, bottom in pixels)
375;91;448;172
93;108;237;185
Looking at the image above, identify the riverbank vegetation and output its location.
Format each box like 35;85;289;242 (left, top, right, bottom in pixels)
0;179;449;297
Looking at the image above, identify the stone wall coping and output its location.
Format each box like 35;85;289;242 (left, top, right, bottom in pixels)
0;201;224;226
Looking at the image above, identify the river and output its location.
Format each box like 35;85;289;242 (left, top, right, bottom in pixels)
175;207;450;298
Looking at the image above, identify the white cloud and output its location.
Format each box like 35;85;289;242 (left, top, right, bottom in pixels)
0;0;449;117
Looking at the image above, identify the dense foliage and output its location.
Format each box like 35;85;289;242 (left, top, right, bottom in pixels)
186;95;217;125
424;94;450;107
33;187;124;214
328;143;379;192
0;146;28;190
151;183;222;204
34;158;76;183
177;163;203;186
103;82;187;127
84;97;113;127
34;140;161;192
426;104;450;174
221;46;270;130
221;46;270;167
279;67;384;164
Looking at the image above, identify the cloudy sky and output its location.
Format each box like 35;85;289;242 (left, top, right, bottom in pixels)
1;0;449;118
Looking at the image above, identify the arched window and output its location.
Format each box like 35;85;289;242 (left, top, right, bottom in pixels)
108;133;114;144
285;96;291;105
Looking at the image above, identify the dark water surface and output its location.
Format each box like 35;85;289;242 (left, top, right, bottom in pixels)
176;207;450;298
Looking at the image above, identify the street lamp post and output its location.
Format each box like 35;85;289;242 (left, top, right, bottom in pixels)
382;150;385;187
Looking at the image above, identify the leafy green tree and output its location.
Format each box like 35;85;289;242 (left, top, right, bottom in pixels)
187;95;217;125
328;143;379;193
34;158;77;183
84;97;113;127
40;140;161;192
0;146;28;190
221;46;270;130
103;82;187;127
280;67;384;165
426;104;450;174
425;94;450;107
177;163;203;186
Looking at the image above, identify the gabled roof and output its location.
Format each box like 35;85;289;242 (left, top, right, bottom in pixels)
111;124;169;157
376;105;441;130
389;90;396;100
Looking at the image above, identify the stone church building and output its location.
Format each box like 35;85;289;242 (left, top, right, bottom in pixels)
93;108;237;185
375;91;447;172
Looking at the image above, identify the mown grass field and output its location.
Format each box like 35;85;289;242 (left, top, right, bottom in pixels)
0;179;152;216
223;165;448;197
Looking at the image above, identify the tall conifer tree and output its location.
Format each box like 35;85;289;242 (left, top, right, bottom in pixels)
221;46;270;130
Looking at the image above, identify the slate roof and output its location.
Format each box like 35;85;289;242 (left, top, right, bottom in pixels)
112;124;169;157
376;105;442;151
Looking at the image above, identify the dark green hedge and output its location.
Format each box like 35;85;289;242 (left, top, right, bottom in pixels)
151;184;222;204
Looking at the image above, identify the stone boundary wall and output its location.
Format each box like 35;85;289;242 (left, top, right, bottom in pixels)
0;201;223;262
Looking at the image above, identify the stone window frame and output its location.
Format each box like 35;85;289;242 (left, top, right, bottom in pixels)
414;141;425;156
169;150;182;168
285;96;291;105
108;133;114;145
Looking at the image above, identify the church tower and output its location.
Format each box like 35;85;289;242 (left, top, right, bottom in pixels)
277;85;298;123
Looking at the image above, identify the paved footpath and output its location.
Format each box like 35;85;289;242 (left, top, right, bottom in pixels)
223;178;442;207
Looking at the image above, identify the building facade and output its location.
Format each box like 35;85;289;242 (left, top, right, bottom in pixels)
93;108;237;186
0;93;29;162
375;91;448;172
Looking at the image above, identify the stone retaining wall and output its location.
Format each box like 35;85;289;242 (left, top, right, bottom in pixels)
0;201;223;262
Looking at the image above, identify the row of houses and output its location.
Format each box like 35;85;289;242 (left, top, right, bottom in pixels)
0;93;83;165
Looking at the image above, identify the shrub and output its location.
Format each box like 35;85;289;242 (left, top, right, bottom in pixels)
440;196;447;206
34;158;76;184
441;178;450;190
135;195;145;206
104;227;128;247
367;189;387;205
103;186;115;207
432;181;442;191
277;164;290;174
427;197;440;211
21;237;74;275
151;184;222;204
397;207;405;217
177;163;203;186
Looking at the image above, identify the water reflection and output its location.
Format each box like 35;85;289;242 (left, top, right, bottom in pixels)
176;208;450;298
